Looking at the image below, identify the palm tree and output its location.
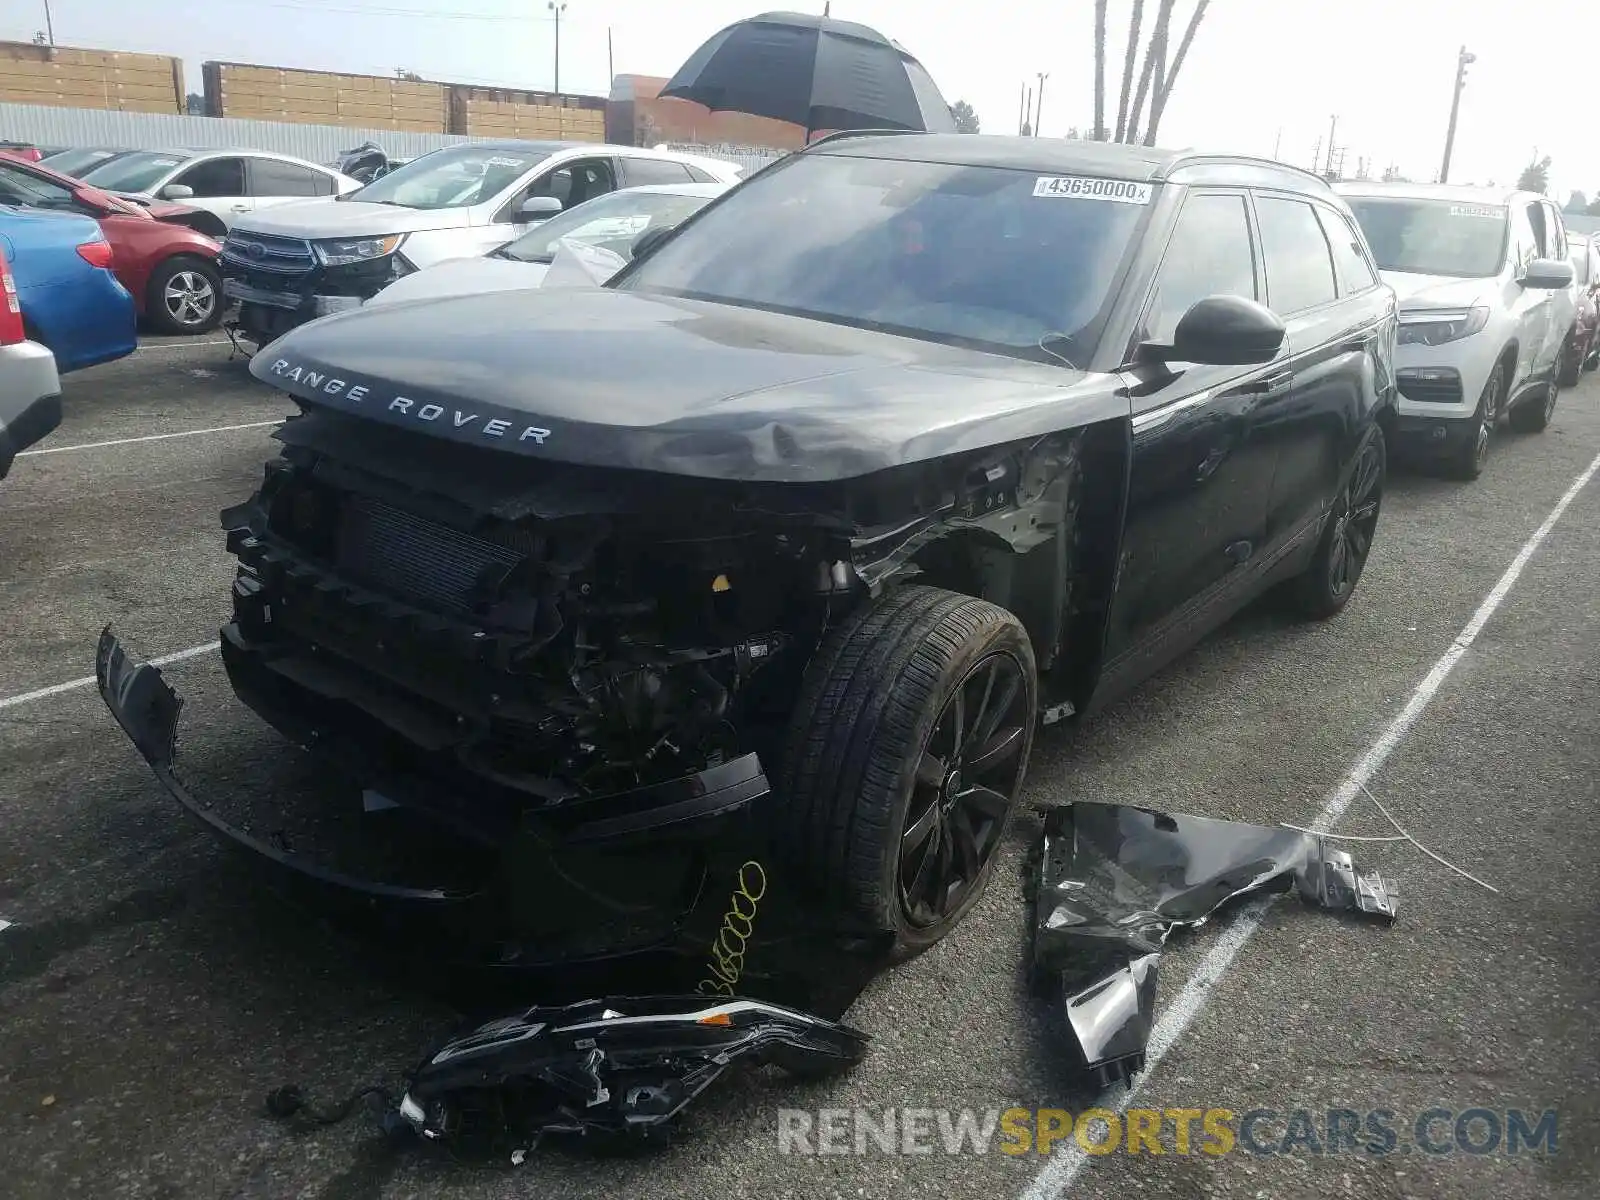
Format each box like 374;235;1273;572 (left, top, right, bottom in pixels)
1143;0;1211;145
1124;0;1175;144
1113;0;1144;142
1093;0;1109;140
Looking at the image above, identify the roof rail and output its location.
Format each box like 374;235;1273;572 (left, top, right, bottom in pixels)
800;128;924;153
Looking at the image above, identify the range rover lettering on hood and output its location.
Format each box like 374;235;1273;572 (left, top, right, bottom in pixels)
265;357;552;445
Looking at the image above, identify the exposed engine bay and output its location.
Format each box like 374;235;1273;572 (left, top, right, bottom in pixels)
220;406;1082;808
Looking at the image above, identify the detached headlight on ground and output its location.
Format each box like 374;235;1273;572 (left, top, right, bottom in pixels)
1398;305;1489;347
313;233;405;267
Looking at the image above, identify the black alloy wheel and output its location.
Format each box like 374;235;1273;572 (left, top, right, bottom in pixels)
1327;435;1383;603
1293;427;1385;620
898;650;1030;929
778;585;1039;953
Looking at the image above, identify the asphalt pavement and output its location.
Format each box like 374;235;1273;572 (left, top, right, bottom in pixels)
1;333;1595;1199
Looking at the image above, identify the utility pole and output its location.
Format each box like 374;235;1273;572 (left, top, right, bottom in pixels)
42;0;55;45
1021;84;1033;136
1325;114;1338;176
548;0;567;93
1271;127;1282;160
1017;81;1027;135
1439;45;1474;184
1034;71;1048;137
606;26;613;87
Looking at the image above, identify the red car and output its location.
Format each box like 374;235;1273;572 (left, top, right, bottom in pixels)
1563;233;1600;385
0;154;224;334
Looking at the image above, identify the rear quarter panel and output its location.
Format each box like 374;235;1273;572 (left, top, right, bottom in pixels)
0;208;136;372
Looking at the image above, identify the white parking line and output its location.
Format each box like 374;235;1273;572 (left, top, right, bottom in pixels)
1022;445;1600;1200
15;420;284;457
135;339;233;351
0;642;216;712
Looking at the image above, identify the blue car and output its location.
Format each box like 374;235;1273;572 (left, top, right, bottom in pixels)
0;204;136;373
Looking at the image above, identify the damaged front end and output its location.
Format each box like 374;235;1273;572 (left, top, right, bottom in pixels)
395;996;867;1147
97;403;1078;988
1029;803;1396;1086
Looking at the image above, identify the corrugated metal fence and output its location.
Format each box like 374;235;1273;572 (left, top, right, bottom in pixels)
3;101;791;174
0;101;477;164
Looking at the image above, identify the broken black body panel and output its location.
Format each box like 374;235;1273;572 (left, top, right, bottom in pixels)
1029;803;1396;1085
396;996;868;1147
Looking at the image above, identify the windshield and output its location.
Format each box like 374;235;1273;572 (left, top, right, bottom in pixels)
79;150;189;193
348;143;559;210
615;153;1147;362
41;148;127;178
498;190;718;264
1345;198;1508;278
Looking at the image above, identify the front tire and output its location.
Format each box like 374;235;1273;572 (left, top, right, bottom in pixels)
1293;427;1384;620
778;585;1038;954
146;256;222;335
1445;363;1503;480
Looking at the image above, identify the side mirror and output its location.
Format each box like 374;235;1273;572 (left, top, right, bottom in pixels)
1145;295;1286;367
630;225;674;261
1520;258;1575;289
160;183;194;200
517;195;563;222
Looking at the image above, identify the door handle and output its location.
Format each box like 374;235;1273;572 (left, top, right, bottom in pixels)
1341;333;1374;352
230;204;250;212
1242;370;1295;395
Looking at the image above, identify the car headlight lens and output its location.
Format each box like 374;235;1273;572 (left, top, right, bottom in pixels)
1398;305;1490;346
314;233;405;266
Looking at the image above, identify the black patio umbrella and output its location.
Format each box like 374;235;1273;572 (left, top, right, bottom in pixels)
660;11;957;142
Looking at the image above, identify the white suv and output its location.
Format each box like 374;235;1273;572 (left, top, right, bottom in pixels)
1338;183;1576;479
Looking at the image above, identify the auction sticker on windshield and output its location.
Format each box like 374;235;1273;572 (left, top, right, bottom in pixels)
1033;176;1152;203
1449;205;1503;219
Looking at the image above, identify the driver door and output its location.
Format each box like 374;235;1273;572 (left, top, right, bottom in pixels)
1102;189;1285;673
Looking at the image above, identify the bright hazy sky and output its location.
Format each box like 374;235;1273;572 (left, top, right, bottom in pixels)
8;0;1597;200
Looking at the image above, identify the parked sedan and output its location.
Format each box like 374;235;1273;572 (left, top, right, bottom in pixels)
38;147;136;178
0;154;225;333
0;249;62;478
366;182;729;307
0;206;137;373
1561;232;1600;384
79;148;360;236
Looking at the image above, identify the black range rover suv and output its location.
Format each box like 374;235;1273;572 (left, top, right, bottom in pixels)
101;133;1398;969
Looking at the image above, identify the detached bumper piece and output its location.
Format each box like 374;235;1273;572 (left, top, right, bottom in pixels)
397;996;868;1149
1030;803;1396;1086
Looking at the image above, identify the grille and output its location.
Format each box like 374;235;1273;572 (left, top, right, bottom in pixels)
1397;374;1464;405
334;495;523;615
221;230;316;274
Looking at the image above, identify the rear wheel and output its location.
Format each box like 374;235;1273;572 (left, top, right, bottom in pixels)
146;256;222;335
779;585;1037;953
1508;377;1559;433
1559;331;1583;387
1293;427;1384;620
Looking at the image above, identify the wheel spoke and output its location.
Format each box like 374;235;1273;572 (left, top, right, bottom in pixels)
1350;499;1379;523
1329;535;1348;591
960;783;1012;821
949;806;982;880
1347;525;1370;562
965;724;1025;775
914;750;946;790
962;662;997;756
901;817;943;917
948;685;966;761
902;800;939;855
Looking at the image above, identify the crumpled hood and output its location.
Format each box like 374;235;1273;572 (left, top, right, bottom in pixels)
250;287;1125;483
234;200;476;238
1381;270;1492;311
365;256;546;308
